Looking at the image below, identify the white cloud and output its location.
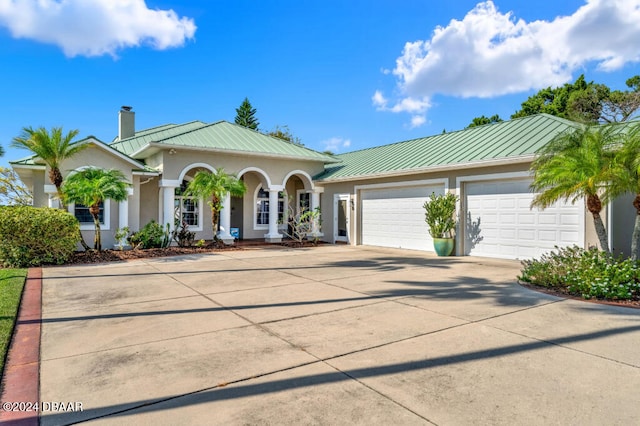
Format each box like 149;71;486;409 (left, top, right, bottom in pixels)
375;0;640;126
0;0;196;57
322;137;352;153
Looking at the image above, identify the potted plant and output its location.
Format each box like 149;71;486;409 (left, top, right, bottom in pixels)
423;192;458;256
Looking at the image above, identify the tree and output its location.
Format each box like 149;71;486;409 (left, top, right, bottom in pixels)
608;123;640;260
530;125;619;253
184;168;246;241
511;74;640;124
234;97;259;130
512;75;592;120
0;144;4;157
62;168;131;251
466;114;503;128
266;124;303;145
600;76;640;123
11;126;87;207
0;167;33;206
566;83;609;123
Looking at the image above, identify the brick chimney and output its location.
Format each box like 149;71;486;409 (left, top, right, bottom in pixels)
118;106;135;140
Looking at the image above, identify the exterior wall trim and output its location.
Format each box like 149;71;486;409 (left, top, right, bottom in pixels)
177;163;217;183
237;166;272;188
282;170;314;190
317;155;534;184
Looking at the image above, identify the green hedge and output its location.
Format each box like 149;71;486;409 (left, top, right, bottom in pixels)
519;246;640;301
0;206;79;267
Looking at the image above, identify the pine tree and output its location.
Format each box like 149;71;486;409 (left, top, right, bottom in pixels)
234;97;259;130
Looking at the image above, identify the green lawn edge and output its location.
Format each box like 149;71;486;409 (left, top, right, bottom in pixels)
0;268;28;379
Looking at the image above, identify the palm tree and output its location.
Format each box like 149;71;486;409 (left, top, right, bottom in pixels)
11;126;87;207
62;168;130;251
184;168;246;241
608;123;640;260
530;125;618;253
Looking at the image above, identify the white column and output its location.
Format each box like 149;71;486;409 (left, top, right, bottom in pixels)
118;198;129;230
44;184;59;208
217;193;235;245
265;186;283;243
161;185;176;233
308;187;324;238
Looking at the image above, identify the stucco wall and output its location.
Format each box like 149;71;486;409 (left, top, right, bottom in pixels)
139;176;159;229
159;149;324;187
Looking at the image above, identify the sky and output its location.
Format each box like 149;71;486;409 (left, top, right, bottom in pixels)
1;0;640;168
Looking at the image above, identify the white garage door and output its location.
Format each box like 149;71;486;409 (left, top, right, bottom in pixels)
361;184;445;251
464;178;584;260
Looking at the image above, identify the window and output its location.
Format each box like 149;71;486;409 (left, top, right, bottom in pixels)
74;202;104;224
256;187;285;226
70;200;110;231
298;192;310;213
175;180;200;228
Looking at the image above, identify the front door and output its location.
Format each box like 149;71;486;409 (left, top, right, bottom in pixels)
334;194;350;243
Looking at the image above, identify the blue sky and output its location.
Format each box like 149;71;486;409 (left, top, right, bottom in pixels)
1;0;639;168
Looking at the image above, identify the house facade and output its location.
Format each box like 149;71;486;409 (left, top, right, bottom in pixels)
11;108;633;260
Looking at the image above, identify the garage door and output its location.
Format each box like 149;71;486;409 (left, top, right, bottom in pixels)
361;184;445;251
464;178;584;260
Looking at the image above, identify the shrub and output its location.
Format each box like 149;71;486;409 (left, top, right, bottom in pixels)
172;221;195;247
519;246;640;301
0;206;79;267
423;192;458;238
129;220;170;249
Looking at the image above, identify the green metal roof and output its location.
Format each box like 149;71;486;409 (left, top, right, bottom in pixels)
112;120;338;163
109;121;208;156
315;114;581;181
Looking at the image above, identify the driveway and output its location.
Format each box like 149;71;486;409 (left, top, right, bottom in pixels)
38;245;640;425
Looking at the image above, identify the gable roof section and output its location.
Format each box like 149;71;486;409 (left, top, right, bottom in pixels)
110;121;208;156
315;114;581;182
11;136;156;173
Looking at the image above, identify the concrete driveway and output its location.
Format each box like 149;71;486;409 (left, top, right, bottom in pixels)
38;245;640;425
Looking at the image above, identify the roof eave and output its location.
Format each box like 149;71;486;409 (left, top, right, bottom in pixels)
146;142;340;164
315;155;535;184
9;162;46;170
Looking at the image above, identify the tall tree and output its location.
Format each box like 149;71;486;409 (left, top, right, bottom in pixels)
234;97;260;130
511;74;640;124
62;168;130;251
0;144;4;157
0;167;33;206
512;75;592;120
466;114;503;128
184;168;246;241
608;123;640;260
530;125;619;253
266;124;303;145
11;126;87;207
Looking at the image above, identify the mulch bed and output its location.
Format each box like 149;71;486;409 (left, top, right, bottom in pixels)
69;245;241;264
68;240;321;265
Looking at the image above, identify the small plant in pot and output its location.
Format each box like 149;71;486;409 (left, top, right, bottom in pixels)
423;192;458;256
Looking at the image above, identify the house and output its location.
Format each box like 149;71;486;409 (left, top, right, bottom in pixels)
10;108;633;260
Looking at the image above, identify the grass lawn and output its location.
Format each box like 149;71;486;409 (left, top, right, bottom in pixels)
0;269;27;376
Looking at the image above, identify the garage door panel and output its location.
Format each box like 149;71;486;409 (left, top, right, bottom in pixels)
361;184;444;251
465;178;583;260
517;229;536;241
